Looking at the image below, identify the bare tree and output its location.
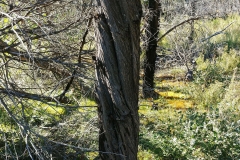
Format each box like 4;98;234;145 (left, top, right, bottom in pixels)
94;0;142;159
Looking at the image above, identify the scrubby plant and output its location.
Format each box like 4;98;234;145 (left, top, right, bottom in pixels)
191;49;240;108
219;68;240;110
195;54;225;84
225;30;240;52
139;108;240;159
189;81;225;108
216;49;240;74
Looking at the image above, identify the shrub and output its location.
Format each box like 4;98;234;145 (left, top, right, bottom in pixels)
219;68;240;110
139;108;240;159
192;50;240;108
189;81;225;108
216;50;240;74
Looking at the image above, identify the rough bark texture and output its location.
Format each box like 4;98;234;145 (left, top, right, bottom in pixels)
143;0;160;98
94;0;142;159
189;0;196;44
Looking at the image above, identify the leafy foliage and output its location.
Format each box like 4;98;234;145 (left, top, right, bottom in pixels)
139;105;240;159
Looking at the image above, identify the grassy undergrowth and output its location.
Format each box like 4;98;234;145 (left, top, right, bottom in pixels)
138;107;240;159
138;71;240;159
138;49;240;159
1;13;240;160
0;98;99;159
138;13;240;158
2;63;239;159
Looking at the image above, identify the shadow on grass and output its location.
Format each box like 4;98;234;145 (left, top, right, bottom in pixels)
139;134;164;158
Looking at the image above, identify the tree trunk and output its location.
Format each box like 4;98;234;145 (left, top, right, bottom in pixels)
143;0;161;98
188;0;197;74
188;0;196;44
94;0;142;159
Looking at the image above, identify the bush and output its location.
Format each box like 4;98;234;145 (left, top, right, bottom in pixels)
189;81;225;108
219;68;240;110
216;50;240;74
139;108;240;159
191;50;240;108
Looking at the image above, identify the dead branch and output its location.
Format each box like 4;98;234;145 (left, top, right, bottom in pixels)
158;16;203;41
0;39;71;77
0;88;57;103
201;21;234;42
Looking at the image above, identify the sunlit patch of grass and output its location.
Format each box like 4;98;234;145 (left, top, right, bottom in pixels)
78;98;97;112
155;66;186;78
24;100;66;116
44;106;65;115
139;97;168;109
79;98;97;106
138;146;158;160
169;67;186;77
139;105;152;115
155;77;189;94
139;98;153;107
139;104;180;125
156;108;180;121
155;68;175;77
156;80;185;88
78;107;96;113
0;124;17;132
167;99;194;109
158;91;190;99
87;152;98;159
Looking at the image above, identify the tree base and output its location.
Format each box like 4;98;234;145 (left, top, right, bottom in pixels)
142;88;159;99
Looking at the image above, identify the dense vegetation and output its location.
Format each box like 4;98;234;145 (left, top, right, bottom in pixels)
1;0;240;159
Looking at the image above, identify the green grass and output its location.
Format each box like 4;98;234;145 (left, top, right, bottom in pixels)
138;39;240;159
1;12;240;160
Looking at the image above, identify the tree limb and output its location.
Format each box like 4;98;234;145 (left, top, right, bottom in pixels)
0;39;71;77
201;21;234;42
0;88;57;103
158;16;203;41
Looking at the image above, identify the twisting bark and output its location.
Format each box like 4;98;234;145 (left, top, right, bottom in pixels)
94;0;142;159
189;0;197;44
143;0;161;98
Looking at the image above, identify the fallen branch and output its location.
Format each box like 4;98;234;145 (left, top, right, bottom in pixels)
0;88;57;103
0;39;71;77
